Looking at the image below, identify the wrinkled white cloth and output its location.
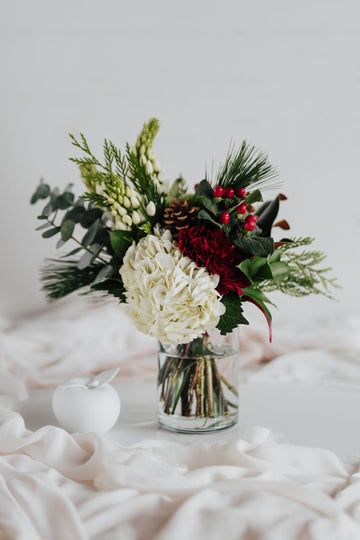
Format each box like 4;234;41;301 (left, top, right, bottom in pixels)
1;412;360;540
2;298;360;539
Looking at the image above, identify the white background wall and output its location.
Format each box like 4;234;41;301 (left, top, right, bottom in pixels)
1;0;359;322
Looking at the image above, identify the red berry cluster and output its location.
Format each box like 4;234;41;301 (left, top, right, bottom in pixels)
212;185;257;231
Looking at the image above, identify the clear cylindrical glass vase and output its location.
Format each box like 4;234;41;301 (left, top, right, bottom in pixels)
157;328;239;433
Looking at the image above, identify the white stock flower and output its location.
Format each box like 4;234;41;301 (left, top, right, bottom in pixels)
120;230;225;344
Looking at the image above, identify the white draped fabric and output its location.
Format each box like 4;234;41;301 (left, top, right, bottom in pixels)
1;297;360;539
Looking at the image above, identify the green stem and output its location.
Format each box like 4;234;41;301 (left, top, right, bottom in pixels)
220;374;239;397
206;358;214;417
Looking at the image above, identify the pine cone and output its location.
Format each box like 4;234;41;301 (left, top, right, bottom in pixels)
163;199;200;240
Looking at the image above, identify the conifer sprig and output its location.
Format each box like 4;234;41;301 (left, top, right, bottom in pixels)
254;237;340;298
214;141;280;191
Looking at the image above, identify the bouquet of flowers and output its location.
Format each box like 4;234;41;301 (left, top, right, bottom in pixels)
31;118;337;431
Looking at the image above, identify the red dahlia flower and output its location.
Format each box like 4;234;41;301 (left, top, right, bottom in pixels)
178;224;250;295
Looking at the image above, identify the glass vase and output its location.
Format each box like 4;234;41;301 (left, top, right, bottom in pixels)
157;328;239;433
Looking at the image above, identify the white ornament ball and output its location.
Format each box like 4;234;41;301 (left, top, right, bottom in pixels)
52;379;121;433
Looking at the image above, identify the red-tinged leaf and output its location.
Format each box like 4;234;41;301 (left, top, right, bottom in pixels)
279;193;287;201
244;296;272;342
274;219;290;230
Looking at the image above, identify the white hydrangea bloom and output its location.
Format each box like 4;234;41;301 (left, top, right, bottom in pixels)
120;230;225;344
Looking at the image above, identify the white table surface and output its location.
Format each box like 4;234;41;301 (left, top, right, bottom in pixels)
21;381;360;459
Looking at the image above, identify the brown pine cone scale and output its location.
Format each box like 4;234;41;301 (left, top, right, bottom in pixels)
163;198;200;240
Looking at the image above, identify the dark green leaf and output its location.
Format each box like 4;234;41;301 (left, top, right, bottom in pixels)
198;209;220;227
201;196;218;214
64;206;86;223
110;230;133;258
56;238;66;249
60;219;75;242
195;179;213;198
166;177;187;204
216;294;249;335
269;261;290;281
244;189;262;204
233;235;274;257
60;247;82;258
91;278;126;301
41;202;53;217
80;208;103;228
53;192;75;210
42;227;61;238
255;196;280;237
93;265;114;284
35;222;52;231
77;251;94;270
81;219;100;247
239;257;272;282
30;183;50;204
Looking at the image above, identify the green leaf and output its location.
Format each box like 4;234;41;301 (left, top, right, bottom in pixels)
35;222;52;231
56;238;66;249
198;209;220;227
93;265;113;284
233;235;274;257
64;206;86;223
80;208;103;228
77;251;94;270
166;177;187;204
60;247;82;258
201;196;218;214
269;250;281;263
60;219;75;242
269;261;290;281
42;227;61;238
110;230;133;258
195;180;218;214
244;189;262;204
81;219;100;247
91;278;126;301
195;179;213;198
30;183;50;204
41;202;53;217
216;294;249;335
53;192;75;210
256;196;280;237
239;257;271;282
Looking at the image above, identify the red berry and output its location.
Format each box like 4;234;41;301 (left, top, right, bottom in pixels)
247;214;257;223
213;186;224;197
244;215;256;231
236;203;247;214
236;187;246;198
220;212;230;224
194;183;199;190
224;187;234;198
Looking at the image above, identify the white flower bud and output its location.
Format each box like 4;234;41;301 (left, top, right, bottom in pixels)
114;217;126;230
139;144;146;156
132;211;141;225
147;148;154;160
152;157;161;173
123;215;132;226
140;155;147;166
123;196;131;208
146;201;156;216
146;161;153;175
131;195;140;208
118;205;127;216
95;184;105;196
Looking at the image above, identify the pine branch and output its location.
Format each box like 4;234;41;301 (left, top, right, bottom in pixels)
214;141;280;191
254;237;340;299
41;260;105;300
